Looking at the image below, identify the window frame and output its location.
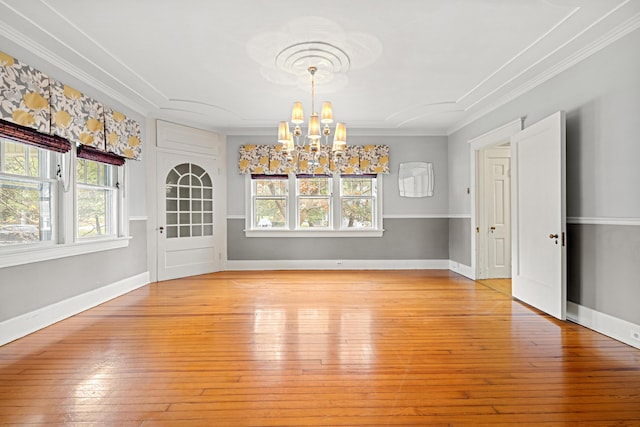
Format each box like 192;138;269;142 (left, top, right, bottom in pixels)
296;175;332;230
245;174;383;238
0;136;130;269
75;158;119;241
0;138;58;248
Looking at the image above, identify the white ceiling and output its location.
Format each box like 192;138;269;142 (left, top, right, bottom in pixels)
1;0;638;135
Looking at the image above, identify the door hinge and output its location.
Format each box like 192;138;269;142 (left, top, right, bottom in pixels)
562;231;566;247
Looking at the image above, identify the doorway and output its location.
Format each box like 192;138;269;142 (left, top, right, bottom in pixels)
469;118;522;282
152;120;226;282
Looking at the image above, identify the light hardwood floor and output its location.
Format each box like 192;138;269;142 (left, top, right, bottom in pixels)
1;270;639;426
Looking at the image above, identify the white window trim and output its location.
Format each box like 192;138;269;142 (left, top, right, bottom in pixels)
244;174;384;238
0;146;131;269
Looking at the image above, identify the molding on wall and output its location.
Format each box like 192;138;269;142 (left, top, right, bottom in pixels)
449;261;475;280
226;259;450;271
129;216;148;222
0;271;150;347
567;302;640;350
446;214;472;219
448;12;640;135
0;20;153;116
567;217;640;226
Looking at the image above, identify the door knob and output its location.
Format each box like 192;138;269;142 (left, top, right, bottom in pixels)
490;226;496;233
159;226;164;234
549;233;558;239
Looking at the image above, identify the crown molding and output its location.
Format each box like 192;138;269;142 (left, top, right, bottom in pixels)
0;13;155;116
447;12;640;136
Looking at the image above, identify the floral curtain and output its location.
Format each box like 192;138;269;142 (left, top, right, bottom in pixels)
50;80;105;149
104;107;141;160
0;50;50;133
239;144;390;175
0;49;142;162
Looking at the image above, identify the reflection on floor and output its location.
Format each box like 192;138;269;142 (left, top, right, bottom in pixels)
477;278;512;296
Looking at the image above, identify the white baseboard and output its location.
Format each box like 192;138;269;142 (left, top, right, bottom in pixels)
225;259;450;271
0;271;150;347
567;302;640;350
449;261;474;279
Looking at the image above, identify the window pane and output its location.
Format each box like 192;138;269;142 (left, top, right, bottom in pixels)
166;226;178;238
175;163;189;175
166;185;177;198
254;199;286;228
166;213;178;225
191;164;205;176
299;198;330;227
299;177;330;196
255;179;287;196
77;187;113;237
0;179;51;245
342;177;373;196
342;199;373;228
166;170;179;185
3;140;27;176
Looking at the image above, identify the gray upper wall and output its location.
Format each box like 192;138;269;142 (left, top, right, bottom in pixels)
226;135;449;218
448;28;640;219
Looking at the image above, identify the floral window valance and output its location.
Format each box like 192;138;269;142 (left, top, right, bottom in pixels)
0;49;141;162
239;144;390;175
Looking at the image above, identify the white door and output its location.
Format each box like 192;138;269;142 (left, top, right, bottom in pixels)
157;151;222;281
484;149;511;278
511;111;566;320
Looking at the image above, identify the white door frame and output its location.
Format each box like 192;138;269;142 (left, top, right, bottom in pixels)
146;119;227;283
469;118;522;281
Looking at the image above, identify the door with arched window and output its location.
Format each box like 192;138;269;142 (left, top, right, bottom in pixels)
157;151;223;280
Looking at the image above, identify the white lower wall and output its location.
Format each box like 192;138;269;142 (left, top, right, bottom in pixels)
0;271;150;346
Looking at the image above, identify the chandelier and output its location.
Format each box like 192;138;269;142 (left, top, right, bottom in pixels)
277;66;347;161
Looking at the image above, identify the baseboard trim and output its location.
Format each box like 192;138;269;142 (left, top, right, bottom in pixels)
0;271;150;347
567;302;640;350
225;259;450;271
449;261;474;279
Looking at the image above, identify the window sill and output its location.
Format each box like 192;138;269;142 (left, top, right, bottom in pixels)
244;229;384;238
0;236;131;269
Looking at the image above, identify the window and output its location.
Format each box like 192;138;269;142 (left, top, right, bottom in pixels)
0;138;55;246
297;176;331;228
0;134;129;268
251;176;288;229
246;174;382;237
76;158;118;239
341;176;376;229
165;163;214;239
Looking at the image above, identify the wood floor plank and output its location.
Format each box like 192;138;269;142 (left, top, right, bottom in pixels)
1;270;639;426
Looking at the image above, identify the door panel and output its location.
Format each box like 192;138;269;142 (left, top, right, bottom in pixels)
511;111;566;320
486;155;511;277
